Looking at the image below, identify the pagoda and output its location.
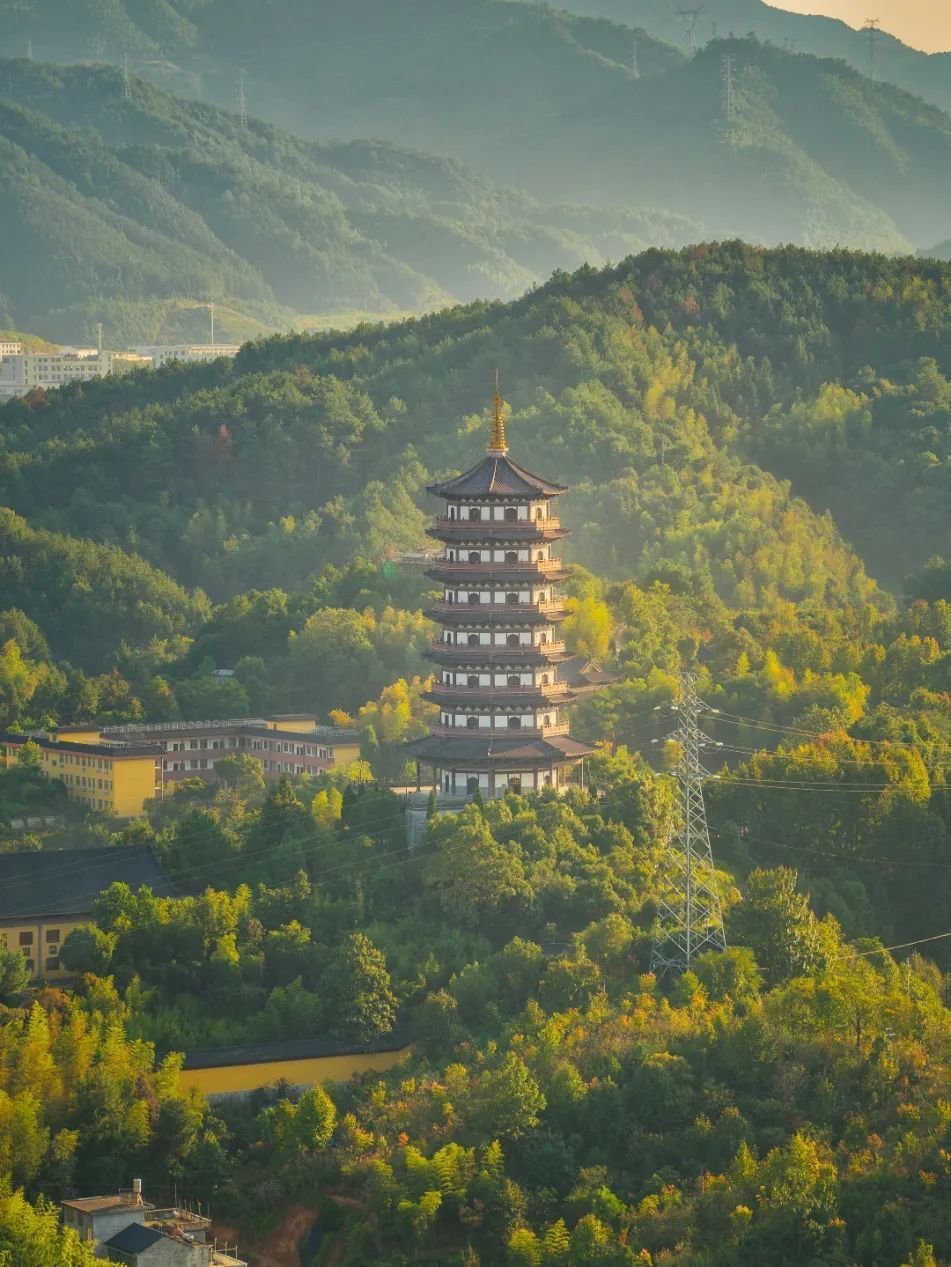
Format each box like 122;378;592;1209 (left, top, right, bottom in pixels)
407;383;607;800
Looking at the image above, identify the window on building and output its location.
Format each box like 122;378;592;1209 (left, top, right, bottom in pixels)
504;507;517;521
466;717;479;729
507;717;522;730
467;592;480;604
467;675;479;687
505;592;519;605
468;551;480;563
507;675;520;688
505;550;518;563
25;960;34;974
468;633;480;646
45;957;60;973
19;931;33;947
506;633;520;647
469;507;481;521
46;928;60;943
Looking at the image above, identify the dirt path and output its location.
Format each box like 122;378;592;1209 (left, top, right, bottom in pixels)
244;1204;318;1267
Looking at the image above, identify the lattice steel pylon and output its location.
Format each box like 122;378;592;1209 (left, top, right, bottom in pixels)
650;668;726;976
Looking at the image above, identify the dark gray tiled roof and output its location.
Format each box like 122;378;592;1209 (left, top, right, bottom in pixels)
428;453;566;498
406;734;595;763
179;1026;412;1070
0;846;176;920
104;1223;164;1254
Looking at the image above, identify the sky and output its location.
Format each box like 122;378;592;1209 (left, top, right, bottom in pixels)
766;1;951;51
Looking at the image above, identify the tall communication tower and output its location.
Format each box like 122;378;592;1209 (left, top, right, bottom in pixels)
676;6;704;54
630;33;639;76
864;17;880;83
237;68;247;126
650;669;727;976
721;54;736;120
122;53;131;103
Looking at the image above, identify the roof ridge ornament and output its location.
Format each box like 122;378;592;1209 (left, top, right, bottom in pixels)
489;369;507;453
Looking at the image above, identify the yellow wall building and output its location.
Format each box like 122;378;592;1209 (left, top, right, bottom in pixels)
2;731;164;818
0;845;176;981
178;1034;412;1097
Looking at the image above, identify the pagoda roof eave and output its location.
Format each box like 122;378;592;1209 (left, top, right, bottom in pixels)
427;452;567;499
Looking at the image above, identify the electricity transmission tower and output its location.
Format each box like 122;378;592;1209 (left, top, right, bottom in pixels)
630;33;639;76
237;68;247;126
676;6;704;54
650;669;727;976
864;17;880;83
721;54;736;120
122;53;131;103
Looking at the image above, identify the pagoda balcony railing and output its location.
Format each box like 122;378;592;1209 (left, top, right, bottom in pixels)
429;516;564;536
428;720;571;739
429;600;565;617
428;639;567;658
430;560;567;576
427;684;572;702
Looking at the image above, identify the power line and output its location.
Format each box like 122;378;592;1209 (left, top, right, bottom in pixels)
864;17;880;84
237;68;247;127
721;54;736;121
651;668;726;976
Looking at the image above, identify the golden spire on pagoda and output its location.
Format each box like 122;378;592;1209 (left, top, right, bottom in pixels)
489;369;507;452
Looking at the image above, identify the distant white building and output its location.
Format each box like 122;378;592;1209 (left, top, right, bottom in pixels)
131;344;241;368
0;341;22;358
0;347;151;402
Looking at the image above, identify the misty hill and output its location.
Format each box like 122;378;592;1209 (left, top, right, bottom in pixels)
2;244;949;640
0;59;698;344
3;4;949;257
546;0;951;117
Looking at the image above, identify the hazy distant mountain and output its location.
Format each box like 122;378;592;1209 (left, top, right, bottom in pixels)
543;0;951;116
2;3;947;255
0;60;698;344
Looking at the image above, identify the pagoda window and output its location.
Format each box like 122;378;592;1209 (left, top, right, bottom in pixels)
507;717;522;730
469;507;482;521
508;776;522;790
468;551;481;563
505;550;518;563
505;592;519;605
507;675;520;688
466;716;479;729
468;592;480;605
536;550;545;561
468;633;480;646
467;776;479;794
467;675;479;687
506;633;520;647
447;632;455;644
504;506;518;521
543;715;552;727
449;507;456;520
540;674;549;686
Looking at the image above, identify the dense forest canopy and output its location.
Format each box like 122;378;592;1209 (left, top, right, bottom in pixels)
0;58;699;344
1;243;951;1264
0;2;948;269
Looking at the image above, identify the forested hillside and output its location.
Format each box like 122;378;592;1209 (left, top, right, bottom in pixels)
0;59;699;344
1;3;949;258
547;0;951;115
1;244;951;1264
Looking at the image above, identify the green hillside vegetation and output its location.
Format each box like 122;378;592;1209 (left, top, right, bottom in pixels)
0;59;698;344
0;245;950;1261
547;0;951;116
2;6;949;255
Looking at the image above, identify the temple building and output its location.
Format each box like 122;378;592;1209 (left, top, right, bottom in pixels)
407;384;612;800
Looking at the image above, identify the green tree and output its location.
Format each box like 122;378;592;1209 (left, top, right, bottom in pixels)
326;932;397;1044
0;943;30;1003
726;868;824;987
